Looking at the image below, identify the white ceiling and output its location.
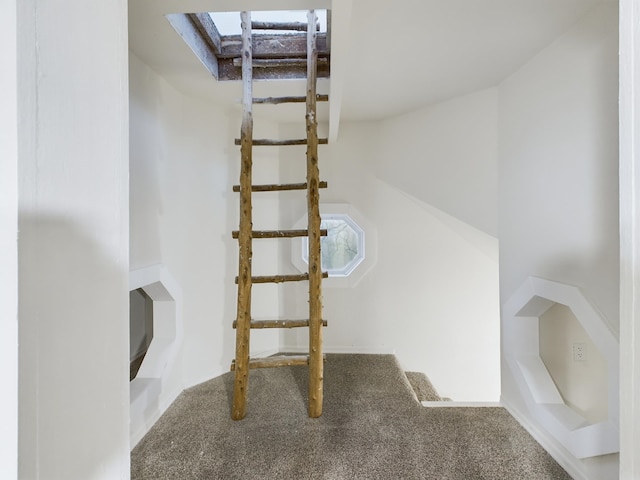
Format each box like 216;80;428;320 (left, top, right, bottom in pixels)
129;0;610;127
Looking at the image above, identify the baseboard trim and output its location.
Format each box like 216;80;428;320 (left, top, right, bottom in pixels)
421;401;502;408
502;398;587;480
131;385;182;449
252;348;281;358
280;345;396;355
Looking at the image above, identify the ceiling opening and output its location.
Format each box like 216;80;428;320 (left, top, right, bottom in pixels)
167;10;331;81
210;10;328;36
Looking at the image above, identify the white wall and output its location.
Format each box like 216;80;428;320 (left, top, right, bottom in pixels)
17;0;130;478
498;4;619;478
229;109;283;360
0;0;19;476
374;88;499;237
129;53;280;395
499;4;619;328
619;0;640;477
279;121;501;402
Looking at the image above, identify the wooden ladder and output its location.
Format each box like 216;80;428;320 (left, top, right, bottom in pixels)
231;10;327;420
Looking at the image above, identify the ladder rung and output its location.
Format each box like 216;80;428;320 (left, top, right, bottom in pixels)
234;138;329;146
253;95;328;104
233;319;328;329
231;355;308;371
232;229;327;239
233;181;328;192
235;272;329;284
230;354;327;371
251;21;319;32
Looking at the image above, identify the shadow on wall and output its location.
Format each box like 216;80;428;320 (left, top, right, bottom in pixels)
18;215;129;479
544;249;619;335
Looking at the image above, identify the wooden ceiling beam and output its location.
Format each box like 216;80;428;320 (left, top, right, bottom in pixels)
220;34;328;58
218;58;329;81
188;13;223;54
251;21;319;32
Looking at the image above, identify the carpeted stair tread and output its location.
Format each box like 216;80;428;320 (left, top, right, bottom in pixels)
131;353;570;480
405;371;447;402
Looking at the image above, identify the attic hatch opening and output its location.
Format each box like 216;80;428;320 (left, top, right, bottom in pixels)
210;11;327;36
167;10;331;81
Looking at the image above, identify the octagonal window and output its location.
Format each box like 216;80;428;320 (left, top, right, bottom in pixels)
302;214;365;277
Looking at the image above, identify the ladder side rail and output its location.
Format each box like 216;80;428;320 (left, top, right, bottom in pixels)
232;10;253;421
306;9;324;419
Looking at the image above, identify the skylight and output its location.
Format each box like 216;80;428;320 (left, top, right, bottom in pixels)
209;10;327;36
167;9;331;81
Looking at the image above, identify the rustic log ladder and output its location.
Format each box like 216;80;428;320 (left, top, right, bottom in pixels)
231;10;327;420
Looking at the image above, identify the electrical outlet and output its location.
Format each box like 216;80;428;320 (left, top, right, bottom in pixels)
572;342;586;362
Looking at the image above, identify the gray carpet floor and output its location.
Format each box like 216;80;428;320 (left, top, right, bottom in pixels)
131;354;571;479
405;371;447;402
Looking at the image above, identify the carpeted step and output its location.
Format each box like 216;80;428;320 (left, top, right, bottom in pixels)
405;371;451;402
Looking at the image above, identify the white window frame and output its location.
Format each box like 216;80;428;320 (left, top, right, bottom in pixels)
291;203;376;288
301;213;365;277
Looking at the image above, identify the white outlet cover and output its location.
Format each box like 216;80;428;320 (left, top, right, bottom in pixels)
572;342;586;362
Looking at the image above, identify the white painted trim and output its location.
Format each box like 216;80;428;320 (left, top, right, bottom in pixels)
130;385;183;448
166;13;219;78
280;345;396;355
251;348;281;359
503;398;588;480
619;0;640;477
328;0;353;141
129;265;184;448
185;367;228;391
0;0;18;475
421;402;501;408
503;277;619;459
132;0;330;15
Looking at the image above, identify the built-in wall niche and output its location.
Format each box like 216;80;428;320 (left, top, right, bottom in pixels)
129;265;182;447
539;303;608;425
130;288;154;381
503;277;619;459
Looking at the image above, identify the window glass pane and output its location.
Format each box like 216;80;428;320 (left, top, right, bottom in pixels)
301;212;365;277
321;219;358;271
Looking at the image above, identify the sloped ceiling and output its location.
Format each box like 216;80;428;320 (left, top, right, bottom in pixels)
129;0;609;130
